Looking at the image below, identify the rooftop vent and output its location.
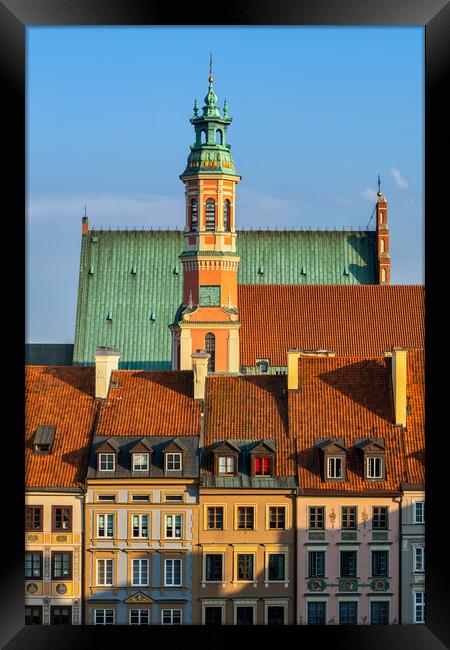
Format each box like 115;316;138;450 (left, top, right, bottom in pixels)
33;426;56;454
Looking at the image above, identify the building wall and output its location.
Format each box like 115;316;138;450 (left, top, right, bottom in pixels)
297;495;400;625
196;489;296;624
25;491;83;625
400;490;425;624
84;480;198;625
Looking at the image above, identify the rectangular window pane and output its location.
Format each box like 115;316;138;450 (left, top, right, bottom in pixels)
25;506;42;531
340;551;357;577
372;551;388;577
414;593;425;623
25;552;42;579
165;559;182;586
308;551;325;577
237;554;254;581
95;609;114;625
207;507;223;530
269;506;285;529
415;502;425;523
268;554;285;581
372;507;388;529
205;554;223;581
236;607;253;625
371;601;389;624
339;602;357;625
267;606;284;625
307;602;326;625
204;606;222;625
341;507;357;529
162;609;182;625
237;507;254;529
309;507;324;529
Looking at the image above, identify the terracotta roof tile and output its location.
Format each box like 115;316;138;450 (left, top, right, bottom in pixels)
96;370;201;437
25;366;97;489
239;285;424;366
404;349;425;486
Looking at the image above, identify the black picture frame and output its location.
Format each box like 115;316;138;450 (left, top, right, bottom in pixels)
3;1;448;648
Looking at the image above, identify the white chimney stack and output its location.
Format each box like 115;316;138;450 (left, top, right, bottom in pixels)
191;350;210;400
94;347;120;399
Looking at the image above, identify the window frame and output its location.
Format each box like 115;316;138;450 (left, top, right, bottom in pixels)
25;505;43;532
414;501;425;524
236;552;255;582
341;506;357;530
25;551;43;580
308;550;326;578
340;550;357;578
97;512;115;539
164;513;183;540
339;601;358;625
132;452;149;472
413;592;425;624
164;558;183;587
51;505;73;533
94;608;115;625
371;550;389;578
307;601;326;625
372;506;389;530
266;551;287;582
129;608;150;625
327;456;343;479
217;455;236;476
131;513;149;539
98;452;116;472
267;505;286;530
131;558;149;587
308;506;325;530
50;605;72;625
51;550;73;580
96;558;114;587
254;455;273;477
206;505;225;530
25;605;43;625
236;505;256;530
366;456;384;479
161;608;182;625
414;546;425;573
370;600;390;625
204;553;224;583
165;452;183;473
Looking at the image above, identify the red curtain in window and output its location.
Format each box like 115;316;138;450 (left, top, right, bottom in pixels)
255;457;271;475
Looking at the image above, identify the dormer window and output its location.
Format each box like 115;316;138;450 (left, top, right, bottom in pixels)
316;439;347;482
249;441;276;478
367;456;383;479
98;453;115;471
33;426;55;454
357;439;386;482
165;453;182;472
133;453;149;471
255;457;272;476
218;456;235;475
212;441;240;477
327;457;343;479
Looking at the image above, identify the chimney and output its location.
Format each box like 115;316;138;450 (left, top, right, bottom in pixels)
391;348;408;426
287;349;336;390
94;347;120;399
192;349;210;400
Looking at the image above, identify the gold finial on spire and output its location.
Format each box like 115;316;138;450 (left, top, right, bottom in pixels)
209;52;214;83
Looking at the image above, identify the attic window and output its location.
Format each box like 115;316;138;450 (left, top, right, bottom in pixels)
33;426;55;454
106;312;113;321
98;453;115;471
327;457;343;479
218;456;235;475
258;265;264;274
255;457;272;476
149;311;156;321
316;439;347;482
131;265;137;275
165;453;182;472
359;439;386;481
367;457;383;479
132;453;149;472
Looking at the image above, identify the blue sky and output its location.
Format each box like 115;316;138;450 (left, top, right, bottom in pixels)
27;26;424;343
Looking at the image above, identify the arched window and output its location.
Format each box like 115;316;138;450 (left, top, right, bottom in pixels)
205;199;215;231
380;238;385;253
381;268;386;283
190;199;198;231
200;130;207;144
215;129;223;145
223;200;231;232
205;333;215;372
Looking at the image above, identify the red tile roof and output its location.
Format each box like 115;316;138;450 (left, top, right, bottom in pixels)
288;351;424;494
25;366;97;489
404;349;425;486
204;375;295;476
96;370;201;437
238;285;424;366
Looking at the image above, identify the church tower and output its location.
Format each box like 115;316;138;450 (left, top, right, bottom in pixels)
171;58;241;373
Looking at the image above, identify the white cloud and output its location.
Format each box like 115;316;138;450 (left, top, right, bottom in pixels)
360;187;377;201
389;168;408;189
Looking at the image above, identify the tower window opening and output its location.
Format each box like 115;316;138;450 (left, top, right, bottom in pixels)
215;129;223;145
205;333;216;372
205;199;216;231
190;199;198;232
200;130;207;144
223;200;231;232
380;238;385;253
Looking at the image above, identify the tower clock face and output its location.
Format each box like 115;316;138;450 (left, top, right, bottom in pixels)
199;285;221;306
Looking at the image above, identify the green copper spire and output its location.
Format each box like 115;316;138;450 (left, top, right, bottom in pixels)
180;56;239;178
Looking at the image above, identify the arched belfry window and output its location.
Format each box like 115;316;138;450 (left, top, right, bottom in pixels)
380;238;385;253
223;200;231;232
205;199;216;231
200;130;207;144
190;199;198;231
205;333;215;372
215;129;223;145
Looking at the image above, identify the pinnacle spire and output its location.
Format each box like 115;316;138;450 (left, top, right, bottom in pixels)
209;52;213;83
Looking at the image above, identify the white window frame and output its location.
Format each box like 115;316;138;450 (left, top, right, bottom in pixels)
218;456;235;475
97;513;114;538
131;513;149;539
131;558;149;587
165;513;183;539
327;457;342;479
98;453;115;471
96;558;113;586
161;608;182;625
94;608;115;625
414;546;425;573
164;558;182;587
367;456;383;479
132;453;149;471
129;608;150;625
165;452;182;471
414;501;425;524
413;592;425;624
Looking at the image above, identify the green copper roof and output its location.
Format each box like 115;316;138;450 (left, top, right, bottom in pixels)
73;229;377;368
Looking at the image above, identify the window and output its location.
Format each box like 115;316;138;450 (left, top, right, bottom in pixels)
255;457;272;476
190;198;198;231
52;552;72;580
165;514;183;539
308;551;325;578
308;507;325;530
339;602;357;625
165;453;182;472
33;426;55;454
371;601;389;625
51;606;72;625
98;453;115;471
207;506;224;530
414;501;425;523
205;332;216;372
205;199;215;231
223;199;231;231
162;609;182;625
371;550;389;577
307;602;326;625
97;513;114;538
52;506;72;532
236;607;254;625
132;514;149;538
205;554;223;581
132;453;149;471
414;546;425;572
164;494;184;503
130;609;150;625
199;286;221;307
204;606;222;625
97;494;116;502
25;552;42;579
414;592;425;624
164;558;182;586
25;606;42;625
269;506;286;530
132;559;149;586
237;506;254;530
237;554;254;581
215;129;223;145
267;606;285;625
25;506;43;531
367;457;383;479
94;609;114;625
341;506;357;530
340;551;357;578
372;506;388;530
267;553;285;581
258;360;269;373
327;457;343;479
132;494;150;503
218;456;235;475
96;559;113;586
